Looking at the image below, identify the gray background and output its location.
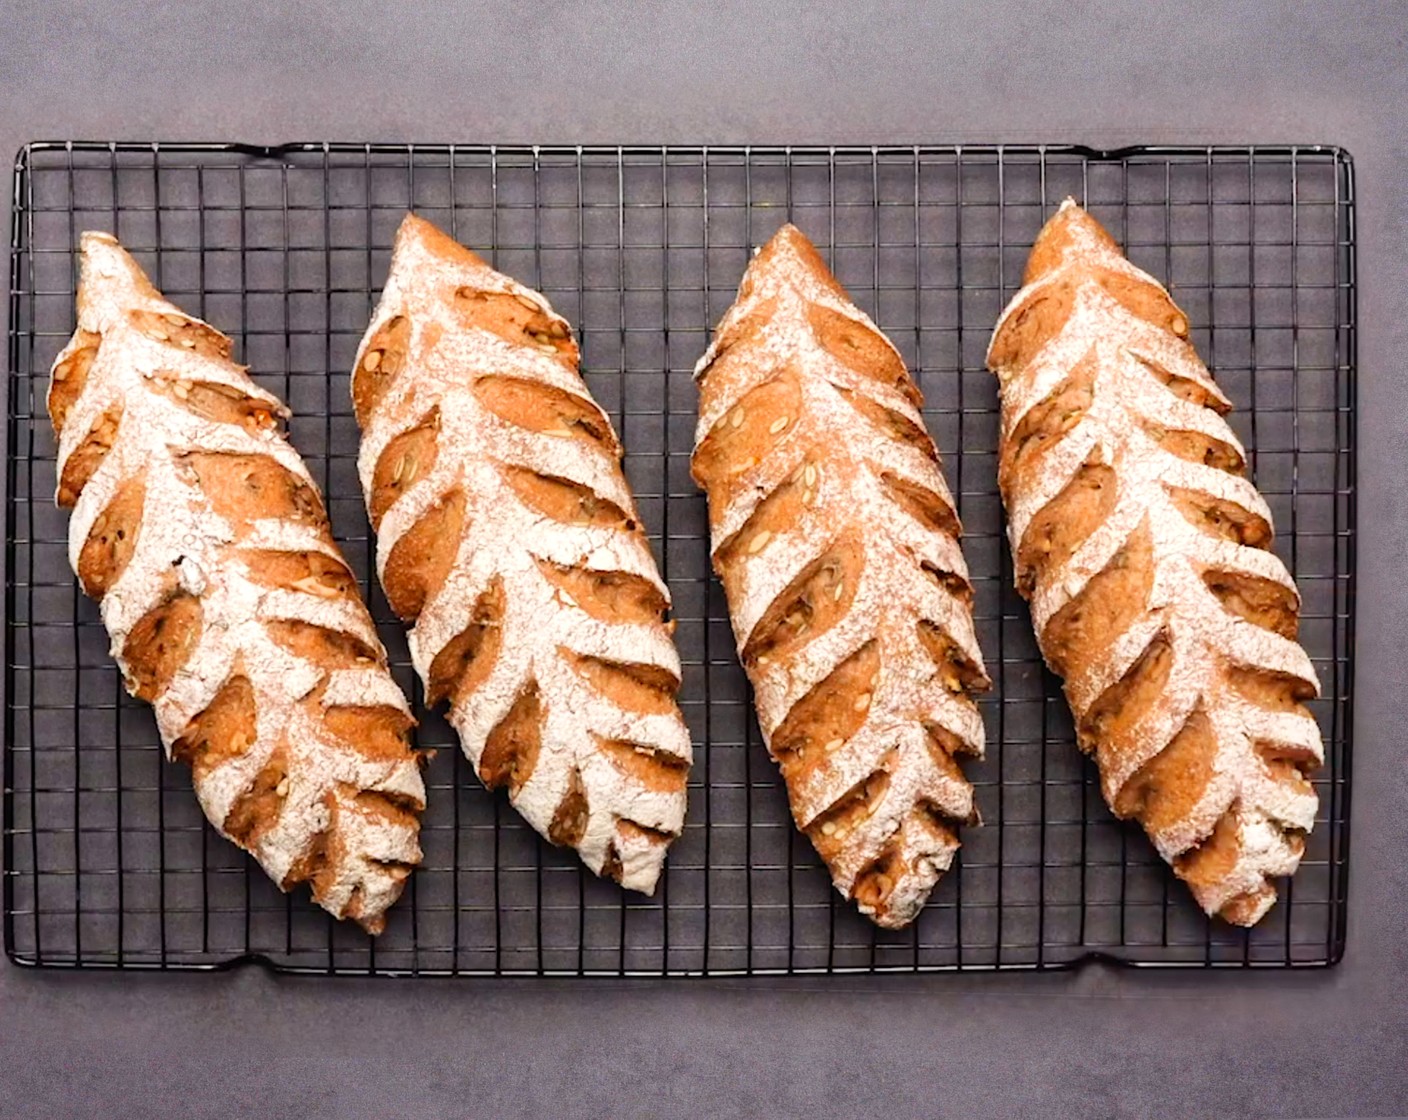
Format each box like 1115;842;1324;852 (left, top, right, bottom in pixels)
2;2;1405;1117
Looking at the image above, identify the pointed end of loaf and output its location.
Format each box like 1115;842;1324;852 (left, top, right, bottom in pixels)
77;229;160;313
353;912;389;937
760;221;814;257
692;220;857;384
79;229;142;278
986;198;1153;373
1173;805;1307;929
1022;199;1123;286
745;222;850;303
80;229;121;252
395;210;491;272
1217;884;1279;927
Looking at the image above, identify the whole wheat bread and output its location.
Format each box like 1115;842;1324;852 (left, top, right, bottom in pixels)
986;201;1322;926
49;232;426;933
692;224;989;929
351;214;691;894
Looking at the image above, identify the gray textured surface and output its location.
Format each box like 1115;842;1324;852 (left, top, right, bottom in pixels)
2;2;1405;1118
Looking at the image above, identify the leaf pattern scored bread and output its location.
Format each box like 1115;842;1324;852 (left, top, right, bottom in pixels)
49;233;426;933
986;200;1323;926
352;214;691;894
692;224;990;929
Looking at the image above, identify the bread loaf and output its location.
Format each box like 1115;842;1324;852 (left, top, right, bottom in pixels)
351;214;691;894
48;232;426;933
692;224;989;929
986;200;1322;926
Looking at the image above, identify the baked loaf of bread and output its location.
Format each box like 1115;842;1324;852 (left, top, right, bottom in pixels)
48;232;425;933
352;214;691;894
692;225;989;929
987;200;1322;926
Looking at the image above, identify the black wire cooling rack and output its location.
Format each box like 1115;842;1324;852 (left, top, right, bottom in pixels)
4;142;1355;975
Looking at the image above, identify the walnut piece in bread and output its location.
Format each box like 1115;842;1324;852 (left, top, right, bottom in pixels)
49;232;426;933
692;224;989;929
987;200;1322;926
352;214;691;894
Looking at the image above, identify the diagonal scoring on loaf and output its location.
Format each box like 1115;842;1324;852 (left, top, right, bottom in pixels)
986;199;1323;927
352;214;691;894
48;232;425;934
692;224;990;930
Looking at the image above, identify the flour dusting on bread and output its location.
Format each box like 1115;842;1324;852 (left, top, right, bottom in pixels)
693;224;989;929
50;233;425;933
352;214;690;894
987;200;1321;926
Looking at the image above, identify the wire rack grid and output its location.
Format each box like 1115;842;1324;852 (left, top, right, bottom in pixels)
4;142;1355;975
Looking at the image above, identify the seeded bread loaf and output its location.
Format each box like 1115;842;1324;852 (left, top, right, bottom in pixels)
351;214;691;894
692;224;989;929
986;200;1322;926
48;232;426;933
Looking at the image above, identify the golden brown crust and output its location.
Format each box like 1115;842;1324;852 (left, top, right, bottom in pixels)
352;213;691;894
693;224;989;929
49;232;425;933
987;201;1322;927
